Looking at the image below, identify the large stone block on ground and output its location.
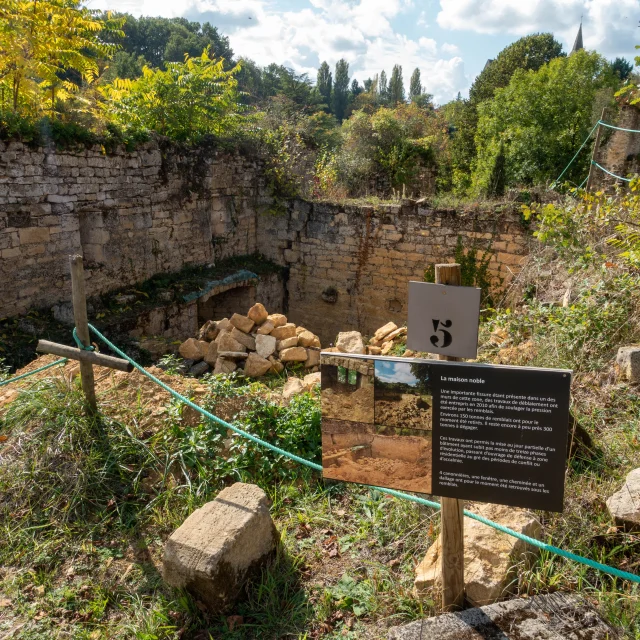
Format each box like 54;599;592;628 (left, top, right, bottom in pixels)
244;353;272;377
606;467;640;530
230;313;255;334
204;342;219;366
414;503;541;606
231;327;256;351
298;330;320;348
336;331;366;354
255;334;277;359
267;313;287;328
163;483;278;613
216;331;247;353
388;593;618;640
179;338;208;361
305;348;320;368
271;323;297;340
214;357;237;375
616;346;640;383
280;346;308;362
248;303;269;325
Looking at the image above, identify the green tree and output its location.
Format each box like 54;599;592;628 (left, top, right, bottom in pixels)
486;139;506;197
378;70;388;103
317;61;332;112
333;58;350;122
102;51;146;82
389;65;405;104
409;68;422;101
473;50;617;190
612;57;633;81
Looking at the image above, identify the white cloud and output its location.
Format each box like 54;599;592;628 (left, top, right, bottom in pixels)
437;0;640;58
376;361;420;386
441;42;459;55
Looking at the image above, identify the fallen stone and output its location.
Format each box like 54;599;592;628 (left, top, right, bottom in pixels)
282;377;305;402
303;372;321;391
216;332;247;353
280;346;308;362
271;323;297;340
381;341;394;355
267;313;287;328
244;353;272;377
606;467;640;530
388;593;618;640
230;313;255;334
217;318;232;333
247;303;269;325
367;345;382;355
189;361;210;377
298;330;320;348
336;331;366;354
198;320;219;342
257;320;275;335
179;338;207;361
403;349;415;357
231;327;256;351
163;483;278;613
256;334;277;359
204;342;219;366
268;356;285;374
386;326;407;341
373;321;398;343
277;336;299;351
218;351;249;360
414;503;541;606
295;326;307;335
305;348;320;368
616;346;640;383
214;358;237;375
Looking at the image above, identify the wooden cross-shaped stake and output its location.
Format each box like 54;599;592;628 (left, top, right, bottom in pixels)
36;255;132;412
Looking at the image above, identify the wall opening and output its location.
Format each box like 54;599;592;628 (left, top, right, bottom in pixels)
197;285;256;325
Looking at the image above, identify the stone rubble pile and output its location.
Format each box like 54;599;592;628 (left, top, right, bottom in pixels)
177;303;321;378
323;322;409;357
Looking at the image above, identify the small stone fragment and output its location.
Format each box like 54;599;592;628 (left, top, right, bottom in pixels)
386;326;407;341
216;332;247;353
277;336;299;351
247;303;269;325
303;372;321;391
336;331;366;354
280;347;308;362
305;349;320;368
257;320;274;335
231;327;256;351
204;342;219;366
616;346;640;383
267;313;287;328
373;321;398;342
606;467;640;530
213;358;237;375
367;346;382;355
198;320;219;342
381;341;394;355
229;313;255;334
268;356;284;374
271;323;297;340
295;326;306;335
216;318;232;333
244;353;272;377
282;377;305;402
179;338;207;361
298;330;320;348
218;351;249;360
189;361;210;377
256;334;277;359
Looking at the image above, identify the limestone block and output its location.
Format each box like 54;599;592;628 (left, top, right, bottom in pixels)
244;353;272;377
215;332;246;353
305;349;321;368
230;313;255;334
248;302;269;325
198;320;219;342
277;336;299;351
231;327;256;351
267;313;287;328
336;331;366;354
204;342;219;366
303;372;321;391
295;326;307;336
257;320;274;335
271;323;297;340
367;346;382;355
214;357;237;375
217;318;232;333
616;347;640;383
163;483;278;613
298;330;320;348
179;338;206;362
381;341;394;355
280;347;307;362
373;321;398;343
268;356;284;374
282;377;305;402
218;351;249;360
189;361;210;377
255;334;277;359
606;468;640;530
19;226;50;245
414;503;541;606
386;327;407;341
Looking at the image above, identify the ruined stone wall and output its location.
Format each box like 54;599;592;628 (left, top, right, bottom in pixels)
257;200;529;344
0;138;270;317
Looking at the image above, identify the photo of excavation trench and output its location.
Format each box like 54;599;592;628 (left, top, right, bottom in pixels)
321;355;432;494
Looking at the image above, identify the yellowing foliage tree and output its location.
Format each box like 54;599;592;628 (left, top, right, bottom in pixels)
0;1;122;116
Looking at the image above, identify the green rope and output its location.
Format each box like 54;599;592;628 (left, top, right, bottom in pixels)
577;175;588;190
0;358;68;388
72;327;95;351
591;161;632;183
598;120;640;134
550;121;600;190
88;323;640;585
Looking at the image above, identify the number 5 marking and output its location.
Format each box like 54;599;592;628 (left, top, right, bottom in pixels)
430;319;453;348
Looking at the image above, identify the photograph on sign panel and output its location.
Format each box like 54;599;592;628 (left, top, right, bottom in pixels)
321;356;374;424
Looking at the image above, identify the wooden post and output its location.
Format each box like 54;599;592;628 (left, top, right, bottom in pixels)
585;109;606;192
70;255;97;412
435;263;465;611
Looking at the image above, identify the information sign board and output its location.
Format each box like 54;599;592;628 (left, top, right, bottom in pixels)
320;353;571;512
407;281;481;359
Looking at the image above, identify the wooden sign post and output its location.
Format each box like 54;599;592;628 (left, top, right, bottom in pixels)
435;263;465;611
35;255;132;413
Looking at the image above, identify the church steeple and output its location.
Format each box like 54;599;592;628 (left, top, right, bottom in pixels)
571;21;584;53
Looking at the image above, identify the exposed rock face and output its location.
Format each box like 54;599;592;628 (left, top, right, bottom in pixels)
414;503;541;606
163;483;278;613
336;331;366;354
255;334;277;359
280;347;308;362
230;313;255;334
606;467;640;530
244;353;272;378
247;303;269;325
616;346;640;383
179;338;207;361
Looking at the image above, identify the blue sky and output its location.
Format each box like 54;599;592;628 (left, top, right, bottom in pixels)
375;360;420;386
88;0;640;104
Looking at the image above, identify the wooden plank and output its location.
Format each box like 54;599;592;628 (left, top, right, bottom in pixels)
36;340;133;373
586;108;606;192
435;263;465;611
70;255;97;412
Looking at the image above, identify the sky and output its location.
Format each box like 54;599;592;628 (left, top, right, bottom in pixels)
375;360;420;386
87;0;640;104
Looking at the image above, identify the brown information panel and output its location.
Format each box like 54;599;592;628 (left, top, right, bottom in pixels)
320;353;571;512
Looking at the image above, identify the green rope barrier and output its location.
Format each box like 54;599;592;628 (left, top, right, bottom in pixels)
591;161;632;183
598;120;640;134
0;358;68;388
550;121;600;190
88;323;640;585
72;327;95;351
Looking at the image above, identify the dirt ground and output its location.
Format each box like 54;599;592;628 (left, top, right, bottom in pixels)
322;385;374;424
374;393;432;430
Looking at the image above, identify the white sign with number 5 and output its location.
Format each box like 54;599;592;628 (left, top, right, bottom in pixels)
406;281;481;359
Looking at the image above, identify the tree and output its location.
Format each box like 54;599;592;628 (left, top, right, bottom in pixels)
378;70;388;102
409;68;422;101
486;140;506;197
389;65;405;105
317;61;332;112
473;50;617;190
612;57;633;81
332;58;350;122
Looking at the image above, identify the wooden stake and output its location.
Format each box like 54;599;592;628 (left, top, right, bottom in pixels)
585;108;606;192
435;263;465;611
36;340;133;373
70;255;97;412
